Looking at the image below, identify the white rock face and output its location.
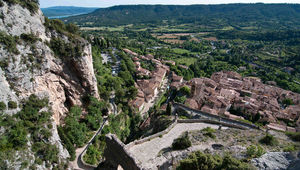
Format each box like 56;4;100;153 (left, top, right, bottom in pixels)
0;1;99;169
0;1;99;124
251;152;296;170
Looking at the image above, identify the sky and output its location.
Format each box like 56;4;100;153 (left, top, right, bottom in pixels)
40;0;300;8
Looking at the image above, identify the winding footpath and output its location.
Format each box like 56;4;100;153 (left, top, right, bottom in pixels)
70;118;107;170
127;122;226;169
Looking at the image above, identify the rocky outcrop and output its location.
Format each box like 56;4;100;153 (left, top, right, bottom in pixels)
0;1;99;123
251;152;300;170
0;1;99;169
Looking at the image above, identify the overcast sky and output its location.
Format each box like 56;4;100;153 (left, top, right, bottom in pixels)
40;0;300;8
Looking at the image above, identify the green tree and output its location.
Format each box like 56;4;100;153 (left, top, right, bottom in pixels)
8;101;17;109
172;132;191;150
0;102;6;111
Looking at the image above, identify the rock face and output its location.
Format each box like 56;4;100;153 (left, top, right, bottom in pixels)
251;152;300;170
0;1;99;169
0;2;99;123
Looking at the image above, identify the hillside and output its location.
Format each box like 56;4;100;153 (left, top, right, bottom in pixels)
65;4;300;30
41;6;98;18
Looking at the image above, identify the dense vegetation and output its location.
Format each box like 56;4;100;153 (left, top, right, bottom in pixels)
44;18;86;60
259;134;279;146
58;97;106;161
67;4;300;30
0;31;19;54
285;131;300;142
176;151;254;170
0;95;66;169
2;0;39;13
172;132;192;150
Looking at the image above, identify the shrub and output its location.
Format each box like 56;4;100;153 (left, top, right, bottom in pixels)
3;0;39;14
0;102;6;111
66;23;79;34
282;98;293;106
283;144;297;152
20;33;39;44
172;132;191;150
83;145;101;165
201;127;216;139
8;101;17;109
50;37;83;59
246;145;265;158
174;96;187;104
285;131;300;142
179;86;191;96
0;31;19;54
57;127;75;161
259;134;278;146
177;151;254;170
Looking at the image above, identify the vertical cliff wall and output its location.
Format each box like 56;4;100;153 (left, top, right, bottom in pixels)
0;1;99;169
0;1;99;124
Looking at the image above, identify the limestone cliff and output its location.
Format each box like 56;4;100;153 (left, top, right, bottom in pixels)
0;1;99;169
0;1;99;123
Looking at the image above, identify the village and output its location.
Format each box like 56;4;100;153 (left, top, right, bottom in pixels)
123;49;300;133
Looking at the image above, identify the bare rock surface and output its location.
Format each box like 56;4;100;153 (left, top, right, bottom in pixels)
251;152;299;170
0;1;99;169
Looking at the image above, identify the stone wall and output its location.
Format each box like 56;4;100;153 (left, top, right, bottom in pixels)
126;119;177;148
174;103;259;129
101;134;142;170
100;104;260;169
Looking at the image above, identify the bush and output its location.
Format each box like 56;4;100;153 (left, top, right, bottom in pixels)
285;131;300;142
0;102;6;111
3;0;39;14
283;144;297;152
8;101;17;109
50;37;83;59
282;98;293;106
172;132;191;150
57;127;75;161
66;23;79;34
259;134;278;146
177;151;254;170
0;31;19;54
179;86;191;96
83;145;101;165
20;33;39;44
246;145;265;158
174;96;187;104
201;127;216;139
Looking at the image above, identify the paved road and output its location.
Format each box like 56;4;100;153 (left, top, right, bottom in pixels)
70;118;107;170
127;122;224;168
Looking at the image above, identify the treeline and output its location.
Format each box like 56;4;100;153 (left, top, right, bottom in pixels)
217;30;300;42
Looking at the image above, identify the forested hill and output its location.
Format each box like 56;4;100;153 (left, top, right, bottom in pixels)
65;4;300;30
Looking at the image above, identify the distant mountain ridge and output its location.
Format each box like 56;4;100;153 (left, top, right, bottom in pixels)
42;6;99;18
65;4;300;30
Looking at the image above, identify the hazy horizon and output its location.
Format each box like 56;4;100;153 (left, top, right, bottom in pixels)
40;0;300;8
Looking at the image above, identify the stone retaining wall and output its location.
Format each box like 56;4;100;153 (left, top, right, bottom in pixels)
100;104;260;169
177;119;247;130
174;103;259;129
102;134;142;170
126;119;178;149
